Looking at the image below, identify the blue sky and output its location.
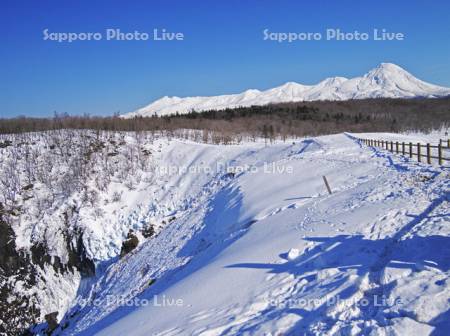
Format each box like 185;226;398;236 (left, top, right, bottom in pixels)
1;0;449;117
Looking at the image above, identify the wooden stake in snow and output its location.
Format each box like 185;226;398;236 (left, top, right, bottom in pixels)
322;175;332;195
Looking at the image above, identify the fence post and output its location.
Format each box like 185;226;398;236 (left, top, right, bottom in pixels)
438;143;443;165
390;141;394;152
417;143;421;162
409;142;413;158
322;176;332;195
426;143;431;164
402;142;405;155
396;142;399;153
448;139;450;148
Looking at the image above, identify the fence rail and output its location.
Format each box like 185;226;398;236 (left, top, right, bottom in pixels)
356;138;450;165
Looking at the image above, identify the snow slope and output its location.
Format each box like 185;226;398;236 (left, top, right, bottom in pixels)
57;132;450;335
123;63;450;117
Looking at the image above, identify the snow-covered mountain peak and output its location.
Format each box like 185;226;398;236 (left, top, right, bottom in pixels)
278;81;308;88
238;89;262;98
268;81;310;97
122;63;450;117
317;76;349;86
365;63;412;84
243;88;261;94
375;62;406;72
160;95;180;101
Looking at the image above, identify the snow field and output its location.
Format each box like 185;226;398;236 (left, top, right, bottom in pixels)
55;132;449;335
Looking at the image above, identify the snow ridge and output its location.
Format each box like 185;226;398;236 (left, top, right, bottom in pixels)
56;132;450;336
123;63;450;117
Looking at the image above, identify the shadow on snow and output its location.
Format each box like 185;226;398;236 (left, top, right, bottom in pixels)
226;191;449;335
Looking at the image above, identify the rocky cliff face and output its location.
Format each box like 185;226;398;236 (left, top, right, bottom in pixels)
0;130;159;335
0;202;95;335
0;203;39;335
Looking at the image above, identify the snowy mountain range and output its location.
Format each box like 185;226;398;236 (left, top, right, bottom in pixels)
123;63;450;118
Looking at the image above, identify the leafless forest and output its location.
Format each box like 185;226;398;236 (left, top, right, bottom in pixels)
0;129;157;334
1;98;449;144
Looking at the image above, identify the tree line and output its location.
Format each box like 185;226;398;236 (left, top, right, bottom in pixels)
0;98;449;142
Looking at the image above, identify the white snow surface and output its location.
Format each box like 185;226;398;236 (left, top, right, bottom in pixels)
56;132;450;336
123;63;450;117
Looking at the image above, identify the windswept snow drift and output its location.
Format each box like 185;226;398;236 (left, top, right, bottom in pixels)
55;132;450;336
123;63;450;117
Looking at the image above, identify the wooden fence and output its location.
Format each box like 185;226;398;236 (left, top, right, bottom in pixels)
357;138;450;165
